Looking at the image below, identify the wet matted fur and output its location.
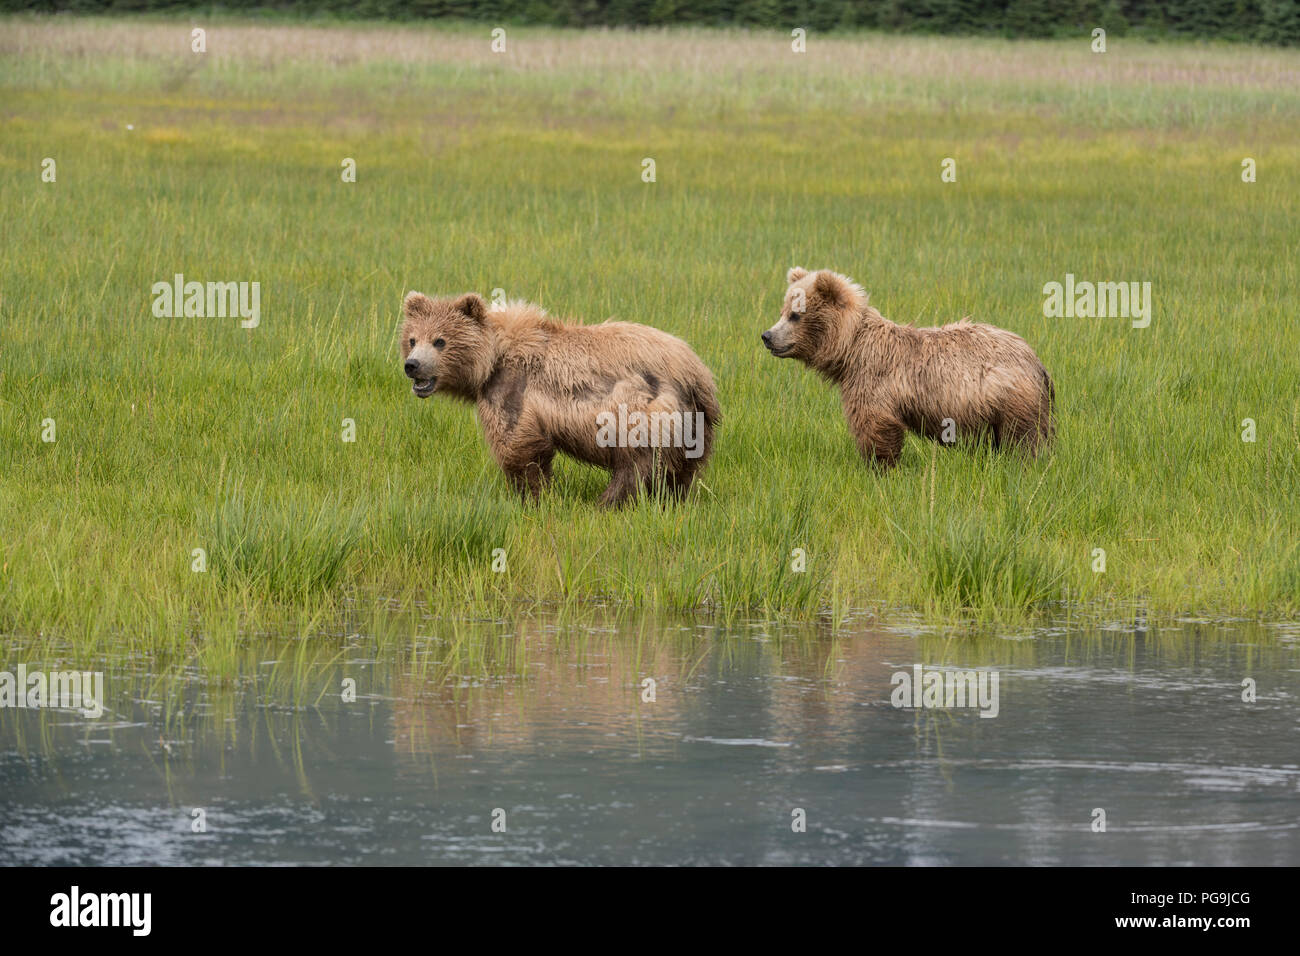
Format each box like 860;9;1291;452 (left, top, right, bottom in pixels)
762;268;1054;467
401;292;720;506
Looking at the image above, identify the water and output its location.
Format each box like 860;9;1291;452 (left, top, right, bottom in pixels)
2;617;1298;865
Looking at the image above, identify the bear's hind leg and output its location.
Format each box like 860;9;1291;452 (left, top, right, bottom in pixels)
664;465;694;500
664;423;713;500
997;405;1053;457
992;376;1054;457
663;450;706;501
597;466;642;509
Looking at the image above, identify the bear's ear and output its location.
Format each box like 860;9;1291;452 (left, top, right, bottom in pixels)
787;267;808;284
403;291;433;318
813;271;848;307
452;293;487;323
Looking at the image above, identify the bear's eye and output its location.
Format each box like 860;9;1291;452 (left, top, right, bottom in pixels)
433;338;445;349
789;312;802;322
408;338;415;347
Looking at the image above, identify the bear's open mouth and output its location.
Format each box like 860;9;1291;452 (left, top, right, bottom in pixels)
412;377;436;398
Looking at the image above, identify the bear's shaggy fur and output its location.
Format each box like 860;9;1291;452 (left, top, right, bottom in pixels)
400;292;720;506
762;268;1054;467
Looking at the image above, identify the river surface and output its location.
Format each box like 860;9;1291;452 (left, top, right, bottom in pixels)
2;615;1297;865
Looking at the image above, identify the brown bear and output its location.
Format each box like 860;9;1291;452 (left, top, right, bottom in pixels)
400;292;720;506
762;268;1054;467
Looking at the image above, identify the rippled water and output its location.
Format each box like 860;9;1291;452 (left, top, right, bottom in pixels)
2;617;1297;865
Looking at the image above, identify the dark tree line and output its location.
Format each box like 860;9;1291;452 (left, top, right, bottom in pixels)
6;1;1299;45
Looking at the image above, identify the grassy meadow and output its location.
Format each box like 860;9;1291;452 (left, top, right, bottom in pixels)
1;16;1299;656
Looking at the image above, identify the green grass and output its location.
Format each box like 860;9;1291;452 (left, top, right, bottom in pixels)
204;480;365;600
887;449;1069;613
1;16;1299;650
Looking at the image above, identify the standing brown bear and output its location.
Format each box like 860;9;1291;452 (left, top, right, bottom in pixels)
401;291;720;506
762;268;1054;467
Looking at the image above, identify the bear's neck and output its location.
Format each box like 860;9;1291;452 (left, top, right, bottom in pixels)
813;304;896;385
439;322;508;403
465;314;529;399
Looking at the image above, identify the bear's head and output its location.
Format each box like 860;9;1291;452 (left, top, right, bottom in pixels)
762;268;864;369
400;291;494;400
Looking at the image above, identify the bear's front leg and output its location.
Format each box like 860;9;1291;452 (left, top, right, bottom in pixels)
494;434;554;503
847;410;905;470
503;456;554;502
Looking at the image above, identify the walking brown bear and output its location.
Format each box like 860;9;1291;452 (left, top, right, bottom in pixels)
401;291;720;506
762;268;1054;467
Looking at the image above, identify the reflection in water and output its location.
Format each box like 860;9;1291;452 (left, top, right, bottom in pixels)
1;615;1297;865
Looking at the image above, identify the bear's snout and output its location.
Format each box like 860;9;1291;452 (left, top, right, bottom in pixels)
404;343;438;398
762;325;791;356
